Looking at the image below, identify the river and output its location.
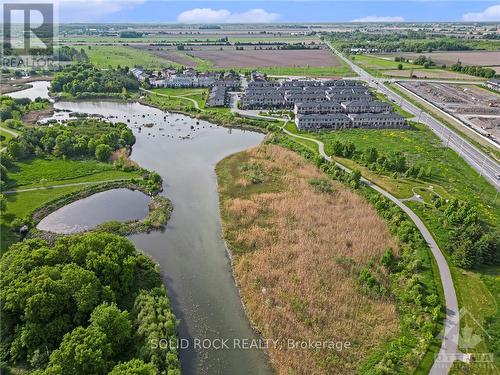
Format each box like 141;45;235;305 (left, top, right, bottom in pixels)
32;86;271;375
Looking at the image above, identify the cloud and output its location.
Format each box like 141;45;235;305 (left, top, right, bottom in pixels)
177;8;280;24
351;16;405;22
462;5;500;22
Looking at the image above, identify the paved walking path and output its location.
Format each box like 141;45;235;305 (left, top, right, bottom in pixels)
2;178;133;195
140;88;203;111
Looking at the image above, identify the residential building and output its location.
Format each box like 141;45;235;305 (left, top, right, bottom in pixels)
348;113;406;128
485;78;500;92
295;113;351;131
294;101;343;115
342;100;391;113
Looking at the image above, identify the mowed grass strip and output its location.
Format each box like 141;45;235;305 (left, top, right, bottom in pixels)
217;144;400;374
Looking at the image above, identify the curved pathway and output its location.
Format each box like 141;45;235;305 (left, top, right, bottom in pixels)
2;178;135;195
281;124;461;375
140;88;203;111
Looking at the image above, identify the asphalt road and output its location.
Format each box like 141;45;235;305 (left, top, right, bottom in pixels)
330;45;500;190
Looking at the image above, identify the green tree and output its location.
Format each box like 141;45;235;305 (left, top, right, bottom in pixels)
108;359;157;375
95;144;112;162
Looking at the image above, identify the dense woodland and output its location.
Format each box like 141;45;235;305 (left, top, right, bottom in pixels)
0;232;180;375
3;119;134;163
50;63;139;97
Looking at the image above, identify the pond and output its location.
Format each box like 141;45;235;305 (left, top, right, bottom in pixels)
6;80;51;100
38;97;271;375
36;188;150;234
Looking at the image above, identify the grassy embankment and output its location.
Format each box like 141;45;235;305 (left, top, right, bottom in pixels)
387;82;500;162
217;144;401;374
1;158;142;251
283;119;500;375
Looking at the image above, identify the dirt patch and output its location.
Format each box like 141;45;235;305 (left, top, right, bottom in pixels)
21;107;54;125
188;48;342;68
400;81;500;142
217;145;399;375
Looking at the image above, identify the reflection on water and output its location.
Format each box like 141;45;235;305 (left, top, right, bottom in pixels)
37;188;149;234
41;99;271;375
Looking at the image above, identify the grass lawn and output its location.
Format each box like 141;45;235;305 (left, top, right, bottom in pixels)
236;64;355;77
0;129;16;145
4;157;138;189
352;54;415;75
85;45;181;69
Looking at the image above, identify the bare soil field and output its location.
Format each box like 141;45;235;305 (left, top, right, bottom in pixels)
187;48;342;68
399;81;500;142
385;69;481;80
217;144;400;375
378;51;500;67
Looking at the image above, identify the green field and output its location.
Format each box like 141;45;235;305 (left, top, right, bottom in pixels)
85;45;180;69
351;54;477;80
236;64;355;77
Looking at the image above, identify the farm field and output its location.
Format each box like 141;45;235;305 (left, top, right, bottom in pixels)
376;51;500;67
187;48;341;68
217;144;400;374
85;45;180;69
60;34;319;44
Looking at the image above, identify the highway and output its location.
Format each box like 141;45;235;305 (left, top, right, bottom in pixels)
330;46;500;190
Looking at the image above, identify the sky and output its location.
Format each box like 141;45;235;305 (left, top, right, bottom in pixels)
3;1;500;23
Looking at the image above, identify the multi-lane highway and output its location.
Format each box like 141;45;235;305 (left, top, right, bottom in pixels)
330;46;500;190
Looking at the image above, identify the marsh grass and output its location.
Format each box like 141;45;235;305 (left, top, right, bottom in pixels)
217;145;400;374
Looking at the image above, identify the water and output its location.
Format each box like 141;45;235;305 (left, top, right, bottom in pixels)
39;98;271;375
36;188;150;234
5;81;51;100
